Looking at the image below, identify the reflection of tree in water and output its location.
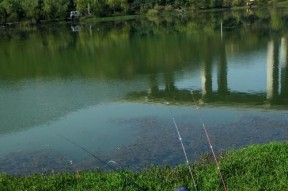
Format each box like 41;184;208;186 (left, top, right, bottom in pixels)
126;29;288;106
68;27;79;48
1;10;288;80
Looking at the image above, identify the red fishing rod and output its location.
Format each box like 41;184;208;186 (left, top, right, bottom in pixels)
190;89;228;191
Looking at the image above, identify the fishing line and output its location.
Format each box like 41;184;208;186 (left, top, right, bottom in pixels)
58;134;146;191
169;109;198;191
189;89;228;191
58;134;115;170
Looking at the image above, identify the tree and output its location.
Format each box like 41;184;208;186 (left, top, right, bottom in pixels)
43;0;68;20
106;0;129;14
76;0;109;16
20;0;39;23
92;0;110;16
0;0;7;24
67;0;76;12
1;0;25;22
120;0;129;13
223;0;232;7
231;0;245;6
213;0;223;8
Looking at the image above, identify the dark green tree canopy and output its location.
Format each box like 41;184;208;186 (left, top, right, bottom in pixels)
0;0;275;24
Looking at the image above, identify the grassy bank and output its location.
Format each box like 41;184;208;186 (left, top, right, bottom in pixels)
0;142;287;191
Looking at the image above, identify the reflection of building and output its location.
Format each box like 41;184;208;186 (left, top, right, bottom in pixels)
267;38;288;103
201;60;212;97
267;40;279;100
280;38;288;98
71;25;81;32
128;37;288;107
201;42;228;98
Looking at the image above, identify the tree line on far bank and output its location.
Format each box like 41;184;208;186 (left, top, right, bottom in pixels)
0;0;282;24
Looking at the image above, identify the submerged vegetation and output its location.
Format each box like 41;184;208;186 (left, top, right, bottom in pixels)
0;0;288;24
0;142;287;190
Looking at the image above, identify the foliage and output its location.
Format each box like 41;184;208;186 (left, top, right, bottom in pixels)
0;8;286;81
20;0;43;23
0;0;24;22
0;0;7;24
231;0;245;6
43;0;69;20
0;142;287;190
75;0;110;16
0;0;286;24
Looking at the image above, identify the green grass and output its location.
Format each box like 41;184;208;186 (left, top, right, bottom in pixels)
0;142;287;191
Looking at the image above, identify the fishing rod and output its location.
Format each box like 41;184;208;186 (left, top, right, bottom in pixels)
59;135;115;170
189;89;228;191
169;109;198;191
59;134;193;191
58;134;146;191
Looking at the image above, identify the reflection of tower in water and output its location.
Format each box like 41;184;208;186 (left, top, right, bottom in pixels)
266;38;288;102
280;38;288;98
136;36;288;106
198;37;288;105
201;59;212;98
267;40;279;100
201;41;228;99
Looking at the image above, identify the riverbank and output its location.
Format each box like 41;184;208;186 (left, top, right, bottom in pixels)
2;1;288;27
0;142;287;191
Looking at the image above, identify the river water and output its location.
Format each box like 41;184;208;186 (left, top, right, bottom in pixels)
0;9;288;175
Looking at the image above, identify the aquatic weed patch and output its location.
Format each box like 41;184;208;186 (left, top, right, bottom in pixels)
0;142;287;191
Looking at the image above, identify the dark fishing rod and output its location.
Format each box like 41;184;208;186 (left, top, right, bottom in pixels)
169;109;198;191
58;134;146;191
59;135;115;170
189;90;228;191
